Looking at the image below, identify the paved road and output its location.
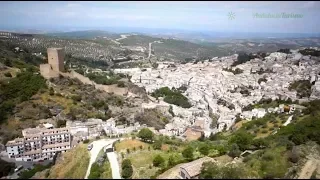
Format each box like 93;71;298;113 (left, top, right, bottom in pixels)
105;143;121;179
84;138;119;179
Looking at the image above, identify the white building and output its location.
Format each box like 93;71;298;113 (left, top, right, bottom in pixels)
6;127;71;161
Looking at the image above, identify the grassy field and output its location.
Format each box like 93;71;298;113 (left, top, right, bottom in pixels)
37;92;77;114
116;138;186;179
125;149;184;179
45;143;90;179
115;139;151;153
237;113;290;139
244;146;290;178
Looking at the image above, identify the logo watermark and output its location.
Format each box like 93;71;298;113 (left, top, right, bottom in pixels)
228;12;235;20
253;12;303;19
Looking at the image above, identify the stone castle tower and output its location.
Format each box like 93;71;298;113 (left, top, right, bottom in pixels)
47;48;65;72
40;48;65;79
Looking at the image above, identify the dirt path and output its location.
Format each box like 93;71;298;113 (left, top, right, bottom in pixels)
298;159;319;179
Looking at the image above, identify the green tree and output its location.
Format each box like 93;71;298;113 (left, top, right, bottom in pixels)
199;162;247;179
153;155;165;167
121;159;133;179
137;128;154;142
168;155;176;166
228;131;253;151
152;140;162;150
182;146;194;160
199;144;209;156
228;144;241;158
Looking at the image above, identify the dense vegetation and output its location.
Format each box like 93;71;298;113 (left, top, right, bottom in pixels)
200;162;250;179
289;80;312;98
65;54;110;70
198;99;320;179
137;128;154;142
0;71;47;123
19;164;52;179
151;87;191;108
88;160;111;179
231;52;255;66
0;159;15;178
121;159;133;179
299;48;320;57
86;72;121;85
222;67;243;75
277;48;291;54
242;98;296;111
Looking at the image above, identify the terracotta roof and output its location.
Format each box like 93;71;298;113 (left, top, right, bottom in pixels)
184;127;203;141
180;157;216;177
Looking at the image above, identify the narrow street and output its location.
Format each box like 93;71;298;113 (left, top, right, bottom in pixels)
84;138;119;179
106;147;121;179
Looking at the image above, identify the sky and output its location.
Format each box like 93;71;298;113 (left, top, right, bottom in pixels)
0;1;320;33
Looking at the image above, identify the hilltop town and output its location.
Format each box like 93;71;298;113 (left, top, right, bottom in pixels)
1;39;320;179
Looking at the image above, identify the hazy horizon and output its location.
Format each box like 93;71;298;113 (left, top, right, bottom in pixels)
1;1;320;34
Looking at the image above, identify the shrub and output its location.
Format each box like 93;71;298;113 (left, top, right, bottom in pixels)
121;159;133;179
153;155;165;167
83;139;90;144
261;130;268;134
228;144;241;158
137;128;154;142
151;87;191;108
4;72;12;77
0;158;15;178
71;95;82;102
262;152;274;161
153;140;162;150
56;120;66;128
199;144;210;156
182;146;194;160
117;81;126;87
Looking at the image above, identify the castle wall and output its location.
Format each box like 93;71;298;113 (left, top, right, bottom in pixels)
40;64;60;79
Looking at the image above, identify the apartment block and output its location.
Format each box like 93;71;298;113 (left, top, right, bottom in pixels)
6;127;71;162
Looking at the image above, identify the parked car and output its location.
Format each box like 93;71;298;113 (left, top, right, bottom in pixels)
87;144;93;151
14;165;23;172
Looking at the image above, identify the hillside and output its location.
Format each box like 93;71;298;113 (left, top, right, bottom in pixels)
118;35;229;61
0;40;149;145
